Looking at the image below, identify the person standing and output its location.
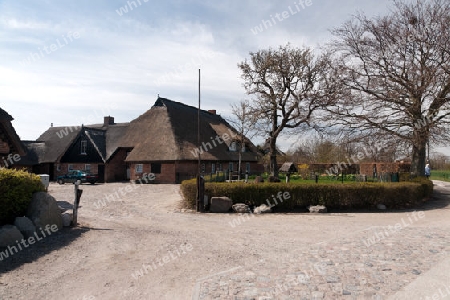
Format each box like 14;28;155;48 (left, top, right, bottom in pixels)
425;164;431;179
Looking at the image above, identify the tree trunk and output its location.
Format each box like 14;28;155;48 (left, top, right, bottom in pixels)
410;128;428;177
270;137;278;177
238;151;242;180
238;130;244;181
410;142;427;177
270;102;279;177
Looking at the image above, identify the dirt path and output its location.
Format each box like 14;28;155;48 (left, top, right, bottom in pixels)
1;181;449;300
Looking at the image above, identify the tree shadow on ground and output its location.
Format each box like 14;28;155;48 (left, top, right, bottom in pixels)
0;225;112;274
57;200;74;212
419;184;450;211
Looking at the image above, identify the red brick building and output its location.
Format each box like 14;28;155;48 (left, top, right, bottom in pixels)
119;98;262;183
25;98;262;183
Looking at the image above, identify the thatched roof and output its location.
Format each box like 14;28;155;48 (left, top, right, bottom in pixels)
35;122;130;163
105;123;130;161
18;141;45;165
0;108;13;121
279;162;298;173
123;97;260;162
36;126;83;163
31;98;260;164
0;107;26;156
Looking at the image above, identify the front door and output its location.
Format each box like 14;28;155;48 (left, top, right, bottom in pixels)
98;165;105;183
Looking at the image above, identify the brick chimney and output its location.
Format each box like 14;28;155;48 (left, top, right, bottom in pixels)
104;116;115;126
208;110;216;115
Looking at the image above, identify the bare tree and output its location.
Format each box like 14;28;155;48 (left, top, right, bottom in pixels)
238;44;339;176
328;0;450;176
353;133;407;162
227;99;258;179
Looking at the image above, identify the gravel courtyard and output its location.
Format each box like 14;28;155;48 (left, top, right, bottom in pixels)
1;181;450;300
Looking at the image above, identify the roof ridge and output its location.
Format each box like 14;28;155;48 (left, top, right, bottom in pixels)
155;97;219;116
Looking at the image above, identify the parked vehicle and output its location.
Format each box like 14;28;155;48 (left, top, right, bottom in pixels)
57;170;98;184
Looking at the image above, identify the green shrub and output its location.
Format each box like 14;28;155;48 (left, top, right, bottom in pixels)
180;178;433;211
0;169;45;225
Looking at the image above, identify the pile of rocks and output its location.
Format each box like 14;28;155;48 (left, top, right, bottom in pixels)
0;192;70;248
209;197;273;214
209;198;330;215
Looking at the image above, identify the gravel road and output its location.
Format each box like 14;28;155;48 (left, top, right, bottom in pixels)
0;181;449;300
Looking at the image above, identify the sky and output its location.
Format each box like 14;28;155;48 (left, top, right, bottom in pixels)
1;0;449;156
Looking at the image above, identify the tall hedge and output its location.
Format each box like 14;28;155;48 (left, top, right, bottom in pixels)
180;179;433;210
0;168;45;225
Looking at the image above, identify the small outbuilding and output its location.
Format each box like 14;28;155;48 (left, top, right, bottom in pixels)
279;162;298;173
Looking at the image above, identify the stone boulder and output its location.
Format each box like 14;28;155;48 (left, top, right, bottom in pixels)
26;192;63;230
308;205;327;213
0;225;23;247
254;204;272;214
232;203;251;213
62;211;73;227
210;197;233;213
14;216;36;238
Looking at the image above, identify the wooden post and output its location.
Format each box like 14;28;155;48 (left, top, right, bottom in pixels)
72;181;83;226
196;175;204;212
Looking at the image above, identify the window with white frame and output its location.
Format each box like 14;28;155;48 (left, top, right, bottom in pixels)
68;164;74;171
241;143;246;152
56;164;61;172
80;140;87;154
229;141;237;152
229;162;233;171
135;164;143;173
211;163;216;174
246;162;251;173
85;164;91;172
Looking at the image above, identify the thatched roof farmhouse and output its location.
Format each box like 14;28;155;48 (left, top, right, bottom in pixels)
23;98;262;183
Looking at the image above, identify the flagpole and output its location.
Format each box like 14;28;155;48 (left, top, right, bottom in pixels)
196;69;203;212
198;69;201;177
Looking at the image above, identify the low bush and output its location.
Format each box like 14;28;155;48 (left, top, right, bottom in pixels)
0;168;45;225
180;178;433;211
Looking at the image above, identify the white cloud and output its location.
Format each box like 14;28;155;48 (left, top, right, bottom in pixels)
0;17;53;30
1;0;444;150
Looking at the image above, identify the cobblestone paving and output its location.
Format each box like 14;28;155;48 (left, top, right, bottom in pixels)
2;182;449;300
194;226;450;300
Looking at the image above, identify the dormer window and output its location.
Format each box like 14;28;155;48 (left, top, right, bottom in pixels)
229;141;246;152
80;140;87;155
229;141;237;152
